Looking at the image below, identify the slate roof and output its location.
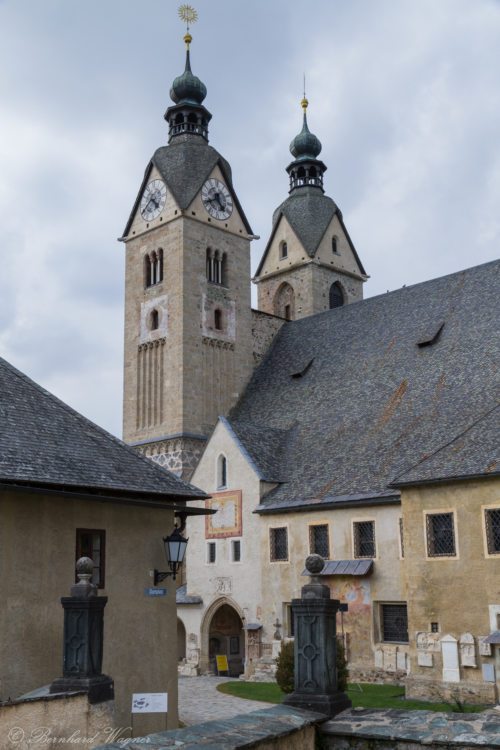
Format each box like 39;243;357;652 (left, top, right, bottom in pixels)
254;187;366;277
223;417;292;483
392;403;499;486
176;583;203;605
301;560;374;577
123;134;253;237
0;356;206;500
228;259;500;512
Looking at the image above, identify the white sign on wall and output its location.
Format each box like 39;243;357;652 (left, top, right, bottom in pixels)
131;693;168;714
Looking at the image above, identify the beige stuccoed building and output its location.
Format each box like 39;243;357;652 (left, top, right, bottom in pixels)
120;28;500;702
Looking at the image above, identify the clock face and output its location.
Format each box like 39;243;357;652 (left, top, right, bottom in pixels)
140;179;167;221
201;179;233;220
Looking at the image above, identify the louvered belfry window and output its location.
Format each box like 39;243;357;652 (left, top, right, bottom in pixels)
353;521;376;558
381;604;408;643
270;527;288;561
309;524;330;558
426;512;456;556
485;509;500;554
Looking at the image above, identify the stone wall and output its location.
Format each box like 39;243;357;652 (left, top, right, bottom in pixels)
251;309;286;365
0;692;116;750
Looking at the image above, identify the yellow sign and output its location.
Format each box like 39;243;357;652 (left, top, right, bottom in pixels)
216;654;229;673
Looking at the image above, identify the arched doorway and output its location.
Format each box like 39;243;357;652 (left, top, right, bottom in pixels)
202;599;245;676
329;281;345;309
177;618;186;663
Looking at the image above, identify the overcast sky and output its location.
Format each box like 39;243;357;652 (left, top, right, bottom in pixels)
0;0;499;438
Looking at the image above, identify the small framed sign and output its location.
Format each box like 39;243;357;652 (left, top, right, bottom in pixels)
215;654;229;675
145;588;167;597
131;693;168;714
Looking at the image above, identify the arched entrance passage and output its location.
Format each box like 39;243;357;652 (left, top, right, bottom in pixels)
177;617;186;663
201;597;245;676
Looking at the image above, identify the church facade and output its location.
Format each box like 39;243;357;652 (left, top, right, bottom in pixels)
122;29;500;703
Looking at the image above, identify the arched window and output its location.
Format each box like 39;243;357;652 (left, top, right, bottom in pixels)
273;282;295;320
217;454;227;489
206;247;214;281
297;166;306;185
329;282;344;309
214;308;223;330
332;236;339;254
279;241;288;260
150;309;159;330
214;251;222;284
150;251;158;285
144;254;152;288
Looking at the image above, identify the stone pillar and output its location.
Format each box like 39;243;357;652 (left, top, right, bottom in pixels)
284;554;351;717
50;557;114;703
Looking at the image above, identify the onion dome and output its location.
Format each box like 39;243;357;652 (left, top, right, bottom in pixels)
170;34;207;105
289;97;322;160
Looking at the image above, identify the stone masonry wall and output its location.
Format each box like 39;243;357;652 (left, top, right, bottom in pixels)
251;309;286;364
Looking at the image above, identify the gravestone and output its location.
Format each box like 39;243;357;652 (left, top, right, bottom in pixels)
441;634;460;683
284;554;351;717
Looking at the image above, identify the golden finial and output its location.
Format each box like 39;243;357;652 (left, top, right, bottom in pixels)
301;73;308;111
179;5;198;48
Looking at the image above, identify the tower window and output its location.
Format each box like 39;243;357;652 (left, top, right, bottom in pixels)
279;241;288;260
149;309;159;330
207;542;216;564
332;236;339;254
232;540;241;562
145;250;163;287
273;282;295;320
217;454;227;489
206;248;226;285
329;282;344;309
284;304;291;321
214;308;223;331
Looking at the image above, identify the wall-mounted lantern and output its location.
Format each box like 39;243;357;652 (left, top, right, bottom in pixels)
154;527;188;585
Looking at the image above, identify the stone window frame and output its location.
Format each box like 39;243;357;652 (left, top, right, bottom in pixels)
231;539;241;563
269;526;289;563
279;240;288;260
482;504;500;558
144;248;164;288
308;521;331;559
423;509;459;560
375;601;409;645
75;528;106;589
352;518;377;559
216;453;228;490
207;541;217;565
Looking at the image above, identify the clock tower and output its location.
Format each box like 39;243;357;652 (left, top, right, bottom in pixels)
121;28;254;479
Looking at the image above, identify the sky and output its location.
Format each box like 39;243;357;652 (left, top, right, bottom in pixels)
0;0;499;438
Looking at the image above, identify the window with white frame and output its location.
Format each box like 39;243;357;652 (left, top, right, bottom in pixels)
353;520;376;558
485;508;500;554
270;527;288;562
309;524;330;558
231;540;241;562
207;541;216;564
426;512;456;557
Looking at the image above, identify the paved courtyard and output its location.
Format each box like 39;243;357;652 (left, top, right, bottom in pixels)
178;675;271;726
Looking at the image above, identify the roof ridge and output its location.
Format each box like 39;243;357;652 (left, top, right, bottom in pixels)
0;356;204;496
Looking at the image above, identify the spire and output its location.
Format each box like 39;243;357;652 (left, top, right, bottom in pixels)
164;5;212;142
286;92;326;193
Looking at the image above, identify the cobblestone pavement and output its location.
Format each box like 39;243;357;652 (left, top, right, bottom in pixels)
178;675;272;726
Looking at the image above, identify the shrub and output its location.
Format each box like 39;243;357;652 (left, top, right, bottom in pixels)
274;637;349;694
275;640;294;694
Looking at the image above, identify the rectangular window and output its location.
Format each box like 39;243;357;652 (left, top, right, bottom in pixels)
76;529;105;588
232;540;241;562
284;603;295;637
485;509;500;554
270;527;288;562
207;541;216;564
353;521;376;558
381;603;408;643
309;524;330;558
399;517;405;558
426;512;456;557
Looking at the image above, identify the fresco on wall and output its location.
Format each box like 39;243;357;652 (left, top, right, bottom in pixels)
330;578;372;663
205;490;242;538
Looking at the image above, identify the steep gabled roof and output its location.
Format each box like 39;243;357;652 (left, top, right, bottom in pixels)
122;135;253;237
0;356;206;500
254;187;366;277
229;259;500;512
391;403;500;487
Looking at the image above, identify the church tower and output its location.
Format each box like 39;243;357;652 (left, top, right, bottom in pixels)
254;97;368;320
121;25;254;478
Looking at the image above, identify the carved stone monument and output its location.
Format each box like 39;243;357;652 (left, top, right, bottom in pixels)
284;555;351;717
50;557;114;703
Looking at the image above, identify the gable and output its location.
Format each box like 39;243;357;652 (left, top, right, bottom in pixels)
122;140;253;238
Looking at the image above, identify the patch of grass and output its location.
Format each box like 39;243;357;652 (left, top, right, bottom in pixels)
216;681;489;713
